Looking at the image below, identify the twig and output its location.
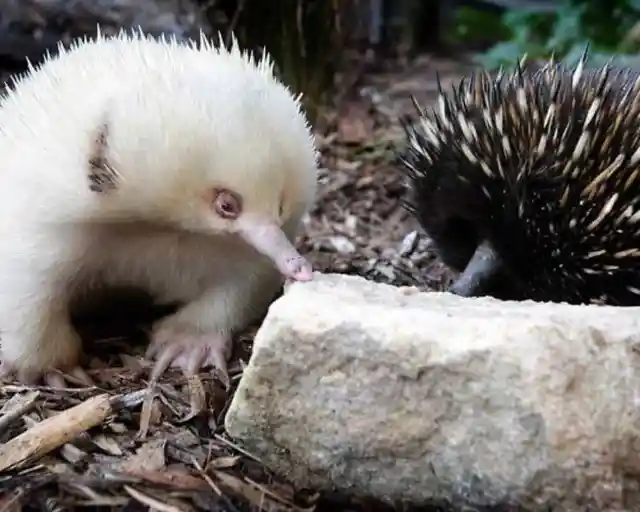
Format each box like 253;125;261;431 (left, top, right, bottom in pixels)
0;384;95;393
191;457;241;512
0;391;39;436
123;486;185;512
212;433;265;464
0;391;147;472
110;389;149;410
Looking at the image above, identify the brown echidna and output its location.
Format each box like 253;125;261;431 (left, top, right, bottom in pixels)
398;50;640;305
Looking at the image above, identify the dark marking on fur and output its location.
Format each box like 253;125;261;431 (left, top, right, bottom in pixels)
88;122;119;194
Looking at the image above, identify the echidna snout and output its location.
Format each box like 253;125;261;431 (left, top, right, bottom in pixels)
418;216;516;298
398;49;640;306
447;239;503;297
430;222;523;300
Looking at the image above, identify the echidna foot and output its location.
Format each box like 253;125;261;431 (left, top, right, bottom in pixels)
146;323;232;388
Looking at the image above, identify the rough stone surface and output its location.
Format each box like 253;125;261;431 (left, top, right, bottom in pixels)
224;272;640;510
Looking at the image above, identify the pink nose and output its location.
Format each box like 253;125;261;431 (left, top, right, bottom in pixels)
237;218;314;282
283;256;313;281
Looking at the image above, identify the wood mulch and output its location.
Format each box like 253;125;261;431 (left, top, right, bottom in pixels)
0;50;479;512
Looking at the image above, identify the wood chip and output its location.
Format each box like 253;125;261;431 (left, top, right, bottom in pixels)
0;390;39;435
0;394;112;472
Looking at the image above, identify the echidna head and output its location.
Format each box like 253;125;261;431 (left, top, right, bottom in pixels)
398;50;640;305
73;33;319;282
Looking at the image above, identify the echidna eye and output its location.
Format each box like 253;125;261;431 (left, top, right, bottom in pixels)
213;189;242;219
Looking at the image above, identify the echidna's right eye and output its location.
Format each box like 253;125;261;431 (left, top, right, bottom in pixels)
213;188;243;220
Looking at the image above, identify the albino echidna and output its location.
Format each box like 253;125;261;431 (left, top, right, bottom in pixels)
0;29;317;387
398;50;640;306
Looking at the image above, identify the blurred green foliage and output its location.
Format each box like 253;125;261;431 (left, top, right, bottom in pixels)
451;0;640;69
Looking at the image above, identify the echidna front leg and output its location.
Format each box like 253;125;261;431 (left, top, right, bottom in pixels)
145;256;284;387
146;317;233;387
145;281;263;388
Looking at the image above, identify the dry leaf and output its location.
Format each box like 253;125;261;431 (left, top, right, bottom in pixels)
124;485;192;512
122;467;208;491
59;443;88;465
92;434;124;456
119;438;166;473
178;375;206;423
206;455;241;470
337;103;374;144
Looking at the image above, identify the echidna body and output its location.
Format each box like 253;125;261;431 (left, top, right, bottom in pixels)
399;52;640;306
0;29;318;386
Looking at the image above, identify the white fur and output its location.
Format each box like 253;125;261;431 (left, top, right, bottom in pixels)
0;28;318;378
